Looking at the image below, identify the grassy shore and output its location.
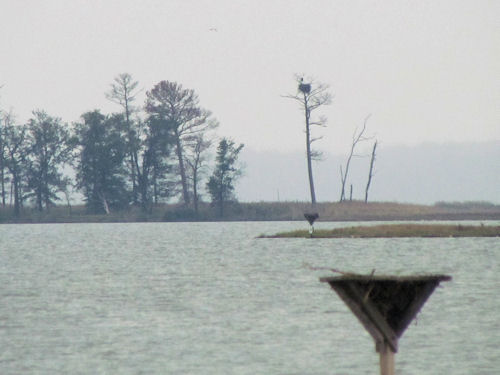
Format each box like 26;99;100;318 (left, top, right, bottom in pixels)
1;200;499;223
262;223;500;238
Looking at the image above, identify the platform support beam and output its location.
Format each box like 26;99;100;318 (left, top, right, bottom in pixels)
379;342;395;375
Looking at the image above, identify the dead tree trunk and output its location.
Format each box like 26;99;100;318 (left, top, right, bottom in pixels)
339;115;371;202
0;138;5;207
303;93;317;205
365;140;378;203
98;191;110;214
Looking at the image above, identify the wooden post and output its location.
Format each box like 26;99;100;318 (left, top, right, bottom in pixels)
379;342;395;375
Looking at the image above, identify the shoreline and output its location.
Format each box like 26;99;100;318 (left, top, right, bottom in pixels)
1;201;500;224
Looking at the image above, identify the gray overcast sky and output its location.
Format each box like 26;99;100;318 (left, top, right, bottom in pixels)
1;0;498;154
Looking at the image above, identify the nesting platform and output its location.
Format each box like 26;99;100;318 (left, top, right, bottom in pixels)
303;212;319;226
320;274;451;375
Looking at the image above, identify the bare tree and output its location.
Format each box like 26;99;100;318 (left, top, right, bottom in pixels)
364;140;378;203
284;76;332;205
185;134;212;215
106;73;141;203
339;114;371;202
3;114;27;216
0;87;5;207
0;109;5;207
60;176;73;216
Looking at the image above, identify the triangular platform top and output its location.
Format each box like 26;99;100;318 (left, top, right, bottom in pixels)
320;274;451;352
304;212;319;225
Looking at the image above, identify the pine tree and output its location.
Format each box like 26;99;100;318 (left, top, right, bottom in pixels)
206;138;244;217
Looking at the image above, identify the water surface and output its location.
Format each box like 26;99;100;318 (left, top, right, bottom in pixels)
1;221;499;374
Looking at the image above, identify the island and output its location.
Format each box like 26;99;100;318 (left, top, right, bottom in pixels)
261;223;500;238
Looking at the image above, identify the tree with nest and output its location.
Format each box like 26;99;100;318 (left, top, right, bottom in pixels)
284;76;332;205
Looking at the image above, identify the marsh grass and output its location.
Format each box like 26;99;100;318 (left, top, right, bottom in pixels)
1;200;499;223
264;224;500;238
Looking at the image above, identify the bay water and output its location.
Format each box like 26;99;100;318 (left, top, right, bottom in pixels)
1;221;499;374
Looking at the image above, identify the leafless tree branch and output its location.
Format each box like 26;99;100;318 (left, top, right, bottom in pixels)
364;140;378;203
339;114;372;202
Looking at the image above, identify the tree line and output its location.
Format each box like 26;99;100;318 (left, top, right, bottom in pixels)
0;74;244;217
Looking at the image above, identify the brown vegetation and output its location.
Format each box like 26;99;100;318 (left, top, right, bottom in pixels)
264;223;500;238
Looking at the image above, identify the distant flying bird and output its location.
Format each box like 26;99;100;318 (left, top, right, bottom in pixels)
209;27;218;32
